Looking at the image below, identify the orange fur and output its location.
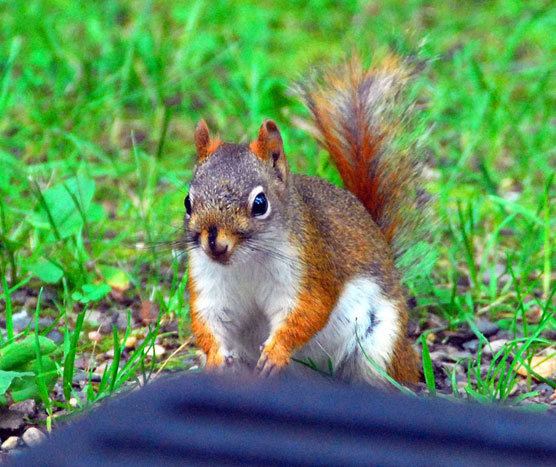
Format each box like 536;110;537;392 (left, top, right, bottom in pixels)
206;137;222;156
195;119;222;162
258;217;341;370
249;119;283;161
261;289;336;369
299;56;423;254
389;331;419;382
249;137;282;162
250;119;289;185
188;277;224;367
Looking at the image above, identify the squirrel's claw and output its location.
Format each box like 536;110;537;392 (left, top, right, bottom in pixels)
255;350;285;378
225;355;235;367
256;356;278;377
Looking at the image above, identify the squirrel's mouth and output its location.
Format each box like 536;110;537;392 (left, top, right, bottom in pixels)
203;244;232;264
199;226;236;264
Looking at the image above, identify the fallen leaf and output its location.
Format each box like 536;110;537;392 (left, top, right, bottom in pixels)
517;354;556;380
140;300;160;325
99;265;130;292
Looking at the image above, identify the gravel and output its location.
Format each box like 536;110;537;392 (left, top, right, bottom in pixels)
21;428;47;448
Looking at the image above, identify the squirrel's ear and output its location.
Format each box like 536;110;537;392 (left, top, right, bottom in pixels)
194;119;221;162
250;119;288;182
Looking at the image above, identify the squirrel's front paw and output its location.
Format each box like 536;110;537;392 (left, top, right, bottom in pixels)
205;349;224;369
205;350;239;372
255;346;289;377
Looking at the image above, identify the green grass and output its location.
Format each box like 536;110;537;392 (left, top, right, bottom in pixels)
0;0;555;424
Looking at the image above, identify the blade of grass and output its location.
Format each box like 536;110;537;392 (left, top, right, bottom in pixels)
1;269;13;341
63;309;86;402
115;318;162;388
507;252;528;338
31;180;62;242
63;181;91;243
355;326;416;397
33;288;52;432
108;326;122;394
0;198;18;284
542;174;553;301
420;334;436;396
0;36;22;119
457;201;478;292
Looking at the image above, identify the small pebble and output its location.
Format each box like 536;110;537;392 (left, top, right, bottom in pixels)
462;339;480;353
483;339;508;356
88;330;102;342
481;264;507;285
0;408;24;431
113;311;128;331
22;427;46;447
85;310;112;334
9;400;37;418
11;310;31;332
149;344;166;358
72;370;101;383
72;370;89;384
1;436;21;451
84;310;102;325
124;336;137;348
458;320;501;343
94;362;109;376
536;384;554;395
9;289;28;305
46;329;63;343
429;350;449;362
475;320;499;338
447;349;472;360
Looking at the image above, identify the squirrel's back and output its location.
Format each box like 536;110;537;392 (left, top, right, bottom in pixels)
292;173;399;288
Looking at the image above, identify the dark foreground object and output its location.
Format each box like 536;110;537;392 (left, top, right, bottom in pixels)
13;373;556;466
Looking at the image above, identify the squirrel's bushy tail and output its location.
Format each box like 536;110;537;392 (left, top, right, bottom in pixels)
299;55;434;280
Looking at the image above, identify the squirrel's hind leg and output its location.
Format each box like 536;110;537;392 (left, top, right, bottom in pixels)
295;276;410;386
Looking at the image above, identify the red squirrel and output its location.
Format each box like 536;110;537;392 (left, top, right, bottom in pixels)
184;56;429;385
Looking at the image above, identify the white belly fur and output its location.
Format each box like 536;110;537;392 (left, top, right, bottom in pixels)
189;244;301;363
189;248;399;382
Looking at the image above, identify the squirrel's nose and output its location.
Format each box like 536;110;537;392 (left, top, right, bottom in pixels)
207;226;216;249
202;226;233;262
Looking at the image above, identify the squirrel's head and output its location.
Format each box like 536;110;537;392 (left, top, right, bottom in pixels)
184;119;291;265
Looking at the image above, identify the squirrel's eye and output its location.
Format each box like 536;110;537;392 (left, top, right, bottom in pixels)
251;192;268;217
184;194;192;216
